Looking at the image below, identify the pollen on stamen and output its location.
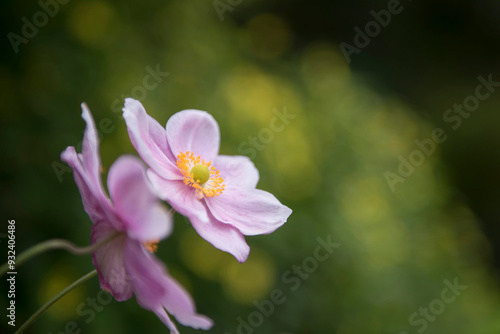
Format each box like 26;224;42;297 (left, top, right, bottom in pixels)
144;240;159;253
176;151;225;198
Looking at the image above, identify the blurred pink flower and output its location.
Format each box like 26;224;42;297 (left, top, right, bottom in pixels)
61;104;212;333
123;98;292;263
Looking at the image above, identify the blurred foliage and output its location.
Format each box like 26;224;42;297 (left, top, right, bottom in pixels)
1;0;500;333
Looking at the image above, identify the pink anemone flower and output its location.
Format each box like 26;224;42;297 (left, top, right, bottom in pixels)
123;98;292;263
61;103;212;333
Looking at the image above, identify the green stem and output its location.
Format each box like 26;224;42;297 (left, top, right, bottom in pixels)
0;233;120;277
15;269;98;334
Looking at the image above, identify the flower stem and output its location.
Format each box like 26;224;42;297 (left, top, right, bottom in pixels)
0;233;120;277
15;269;98;334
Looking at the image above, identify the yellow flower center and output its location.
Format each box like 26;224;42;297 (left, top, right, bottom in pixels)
176;151;225;198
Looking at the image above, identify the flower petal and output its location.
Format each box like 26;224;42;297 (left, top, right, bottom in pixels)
124;240;212;331
61;105;114;225
91;222;132;301
161;275;213;330
166;109;220;162
206;188;292;236
123;239;167;309
80;103;103;192
214;155;259;189
61;147;106;223
107;156;172;242
147;171;208;222
153;308;180;334
190;209;250;263
147;171;250;262
123;98;181;180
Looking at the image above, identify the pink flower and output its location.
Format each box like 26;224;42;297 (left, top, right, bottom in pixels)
123;98;292;263
61;104;212;333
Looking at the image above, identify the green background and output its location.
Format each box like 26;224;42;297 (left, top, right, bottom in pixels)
2;0;500;333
